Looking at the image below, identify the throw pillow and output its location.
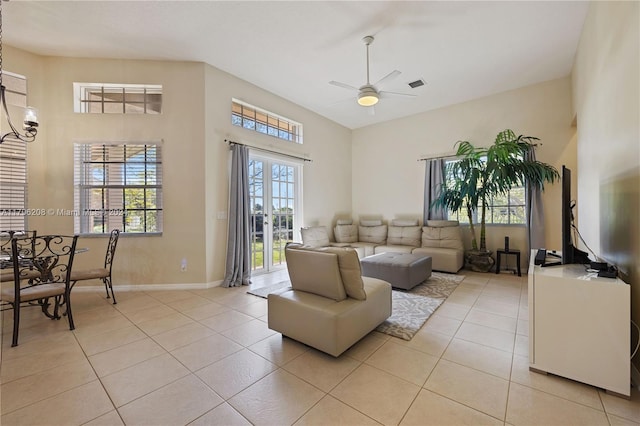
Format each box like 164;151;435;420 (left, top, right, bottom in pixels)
300;226;330;247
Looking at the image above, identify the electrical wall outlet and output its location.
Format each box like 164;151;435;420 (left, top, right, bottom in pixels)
181;258;187;272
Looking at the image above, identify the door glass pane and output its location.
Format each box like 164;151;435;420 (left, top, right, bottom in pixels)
249;159;265;271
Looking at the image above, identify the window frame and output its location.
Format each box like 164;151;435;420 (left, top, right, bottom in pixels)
74;142;163;236
73;83;163;114
231;99;303;144
444;158;526;226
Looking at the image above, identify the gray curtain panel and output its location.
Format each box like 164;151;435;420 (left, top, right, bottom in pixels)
525;147;545;252
423;158;446;223
222;144;252;287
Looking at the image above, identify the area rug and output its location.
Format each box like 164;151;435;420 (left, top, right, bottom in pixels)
247;272;464;341
376;272;464;340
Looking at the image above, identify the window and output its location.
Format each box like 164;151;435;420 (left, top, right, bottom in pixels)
0;72;29;230
74;143;163;234
231;99;303;144
444;158;526;225
74;83;162;114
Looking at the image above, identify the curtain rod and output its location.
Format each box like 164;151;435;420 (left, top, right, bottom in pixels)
224;139;312;162
417;154;458;162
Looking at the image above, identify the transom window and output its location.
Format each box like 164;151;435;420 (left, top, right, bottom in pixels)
444;159;526;225
73;83;162;114
74;143;163;235
231;99;302;144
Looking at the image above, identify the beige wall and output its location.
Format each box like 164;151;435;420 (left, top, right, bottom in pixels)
351;77;576;262
5;46;352;287
572;1;640;372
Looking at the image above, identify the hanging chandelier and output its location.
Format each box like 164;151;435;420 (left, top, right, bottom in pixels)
0;1;38;144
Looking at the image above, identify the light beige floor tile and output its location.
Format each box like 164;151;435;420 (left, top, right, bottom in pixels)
171;333;244;371
422;314;462;336
72;305;126;326
518;306;529;320
199;310;254;332
473;298;519;318
516;319;528;336
1;343;87;384
152;322;216;351
121;304;177;324
88;337;166;377
283;348;360;392
394;329;452;358
442;338;513;379
83;410;125;426
101;353;190;407
455;322;515;353
343;331;391;361
166;295;213;311
330;363;420;425
137;312;195;336
73;314;134;341
599;388;640;422
82;410;124;426
196;348;277;399
228;369;324;426
76;325;147;356
400;389;503;425
221;318;277;347
248;334;309;366
114;294;164;314
433;302;471;321
68;293;112;313
294;395;380;426
146;290;195;303
446;289;480;306
1;357;97;414
118;374;223;426
216;292;263;309
365;340;438;386
506;382;609;425
190;286;235;301
182;301;230;321
513;333;528;356
465;309;517;333
234;299;268;318
609;414;640;426
0;331;77;361
424;359;509;420
189;402;252;426
476;292;521;307
1;380;114;426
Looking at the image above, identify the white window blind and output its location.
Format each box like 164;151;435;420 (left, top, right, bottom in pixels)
74;143;163;234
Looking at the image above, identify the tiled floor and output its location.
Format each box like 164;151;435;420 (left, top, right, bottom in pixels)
1;270;638;425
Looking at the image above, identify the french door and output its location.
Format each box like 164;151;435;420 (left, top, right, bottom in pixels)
248;153;302;273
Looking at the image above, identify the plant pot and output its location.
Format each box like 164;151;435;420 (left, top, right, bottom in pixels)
465;249;495;273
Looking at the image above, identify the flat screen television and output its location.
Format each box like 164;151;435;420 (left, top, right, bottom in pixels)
561;165;590;264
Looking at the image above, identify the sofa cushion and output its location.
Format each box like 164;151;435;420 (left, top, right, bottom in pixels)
300;226;330;248
391;219;419;227
426;220;460;228
336;219;353;225
360;219;383;227
334;224;358;243
285;248;347;301
318;247;366;300
422;226;464;251
387;225;421;247
358;224;387;244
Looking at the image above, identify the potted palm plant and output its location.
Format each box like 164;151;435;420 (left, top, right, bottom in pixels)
432;129;559;272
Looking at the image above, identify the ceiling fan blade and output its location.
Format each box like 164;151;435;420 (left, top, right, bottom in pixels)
373;70;401;88
379;90;417;99
329;81;359;91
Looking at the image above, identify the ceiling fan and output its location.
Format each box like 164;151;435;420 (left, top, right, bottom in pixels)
329;35;416;109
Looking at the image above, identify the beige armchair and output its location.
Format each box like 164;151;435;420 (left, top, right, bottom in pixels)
268;245;392;357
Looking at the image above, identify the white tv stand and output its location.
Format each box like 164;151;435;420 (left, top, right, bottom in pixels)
528;251;630;397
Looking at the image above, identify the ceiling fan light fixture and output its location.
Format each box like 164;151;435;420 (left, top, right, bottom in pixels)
358;90;379;107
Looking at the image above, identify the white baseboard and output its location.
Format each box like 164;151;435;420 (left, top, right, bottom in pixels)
632;362;640;391
72;280;223;293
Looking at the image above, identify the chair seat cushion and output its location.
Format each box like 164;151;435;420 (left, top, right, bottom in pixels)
1;283;66;303
1;269;42;282
70;268;109;281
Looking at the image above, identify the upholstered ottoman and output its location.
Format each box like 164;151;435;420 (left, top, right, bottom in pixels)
361;252;432;290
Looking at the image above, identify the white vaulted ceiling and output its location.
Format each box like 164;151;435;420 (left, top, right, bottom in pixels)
3;1;589;129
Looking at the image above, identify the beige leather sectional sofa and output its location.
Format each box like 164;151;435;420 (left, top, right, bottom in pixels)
268;244;392;357
301;219;464;273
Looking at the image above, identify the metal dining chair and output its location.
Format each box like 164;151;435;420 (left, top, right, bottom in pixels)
1;230;37;282
70;229;120;304
1;234;78;347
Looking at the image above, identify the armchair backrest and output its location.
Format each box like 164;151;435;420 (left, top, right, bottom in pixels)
285;246;346;301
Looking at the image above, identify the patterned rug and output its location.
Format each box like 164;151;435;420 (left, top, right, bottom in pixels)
376;272;464;340
247;272;464;341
